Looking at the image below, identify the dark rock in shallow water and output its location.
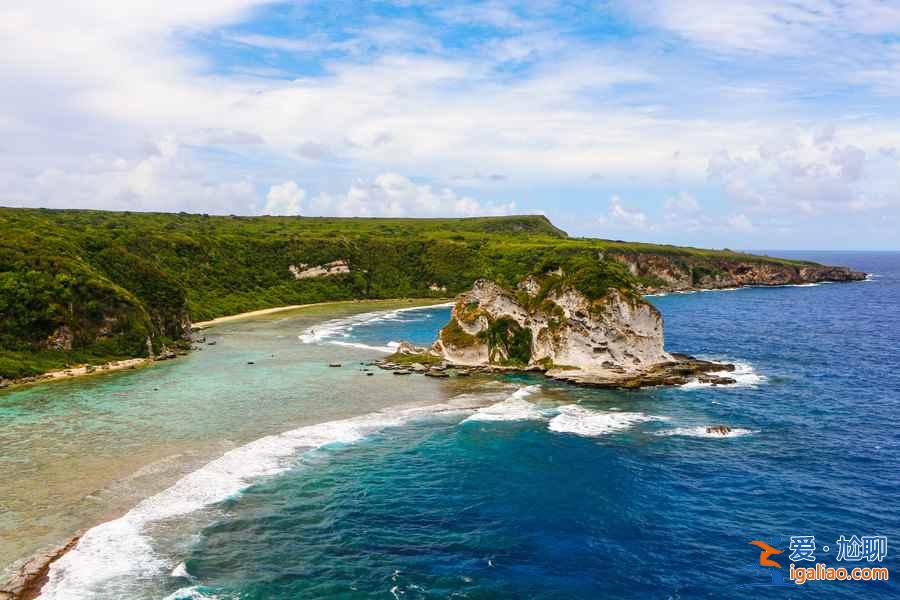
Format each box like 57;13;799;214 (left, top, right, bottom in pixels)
697;374;737;385
706;425;732;435
329;363;342;368
546;357;736;390
366;372;374;376
0;535;81;600
393;369;411;375
424;371;449;378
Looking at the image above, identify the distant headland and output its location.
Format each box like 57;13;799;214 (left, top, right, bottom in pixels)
0;207;864;386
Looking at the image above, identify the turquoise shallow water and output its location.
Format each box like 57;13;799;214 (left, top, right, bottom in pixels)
4;255;899;599
0;300;455;576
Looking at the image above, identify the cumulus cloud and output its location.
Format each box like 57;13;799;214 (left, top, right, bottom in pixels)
595;192;762;237
1;0;899;247
663;191;700;214
263;181;305;216
707;128;893;214
3;136;257;214
259;174;516;218
607;196;650;229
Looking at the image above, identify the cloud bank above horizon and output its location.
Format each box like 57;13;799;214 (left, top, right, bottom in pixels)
2;0;899;248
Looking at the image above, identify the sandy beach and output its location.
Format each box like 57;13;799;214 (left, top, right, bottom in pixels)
1;299;449;392
0;298;453;598
2;358;150;392
192;298;449;329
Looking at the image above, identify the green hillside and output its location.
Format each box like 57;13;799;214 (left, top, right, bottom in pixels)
0;207;818;380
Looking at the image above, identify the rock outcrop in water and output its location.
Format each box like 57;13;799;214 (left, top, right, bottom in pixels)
425;277;734;389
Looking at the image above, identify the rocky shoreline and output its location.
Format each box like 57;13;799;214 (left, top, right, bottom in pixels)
0;535;80;600
610;252;867;294
0;358;151;392
375;347;737;390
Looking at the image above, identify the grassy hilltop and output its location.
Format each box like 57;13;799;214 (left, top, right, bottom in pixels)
0;207;819;380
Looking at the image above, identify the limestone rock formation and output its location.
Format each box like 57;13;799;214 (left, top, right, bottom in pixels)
428;276;733;388
433;278;670;371
609;253;866;293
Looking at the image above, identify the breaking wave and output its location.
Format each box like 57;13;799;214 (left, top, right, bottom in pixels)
548;405;667;437
298;303;452;350
681;361;766;389
463;385;543;422
656;426;755;439
37;399;475;599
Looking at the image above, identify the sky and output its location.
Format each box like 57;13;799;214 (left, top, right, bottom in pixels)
2;1;900;249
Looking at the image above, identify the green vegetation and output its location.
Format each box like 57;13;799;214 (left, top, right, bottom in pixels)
440;317;479;348
0;207;822;380
383;352;443;366
479;317;533;367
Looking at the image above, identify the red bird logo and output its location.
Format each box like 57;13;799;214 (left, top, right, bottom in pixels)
749;541;783;568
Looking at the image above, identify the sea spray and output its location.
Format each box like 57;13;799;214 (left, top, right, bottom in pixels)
548;405;667;437
299;303;453;346
462;385;544;422
680;361;765;389
655;426;755;439
37;399;477;600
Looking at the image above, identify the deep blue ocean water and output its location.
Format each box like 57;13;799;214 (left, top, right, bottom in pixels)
37;253;900;599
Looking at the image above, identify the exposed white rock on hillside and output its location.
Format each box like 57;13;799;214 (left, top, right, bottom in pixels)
432;278;671;372
288;259;350;279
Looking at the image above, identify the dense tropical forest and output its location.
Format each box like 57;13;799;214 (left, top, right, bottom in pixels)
0;207;820;380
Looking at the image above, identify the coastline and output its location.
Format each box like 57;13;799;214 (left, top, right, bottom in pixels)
1;358;151;393
192;303;315;328
1;299;449;393
193;298;449;329
0;297;453;599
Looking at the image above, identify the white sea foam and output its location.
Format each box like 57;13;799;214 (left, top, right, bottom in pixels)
299;303;452;346
463;385;543;422
170;562;193;580
548;405;666;437
331;340;400;353
36;401;468;600
680;361;765;389
657;426;755;438
163;586;221;600
864;273;878;282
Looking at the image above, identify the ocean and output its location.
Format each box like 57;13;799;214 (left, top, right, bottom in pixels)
2;253;898;599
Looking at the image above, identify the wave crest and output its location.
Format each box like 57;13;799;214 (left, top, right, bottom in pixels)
548;405;666;437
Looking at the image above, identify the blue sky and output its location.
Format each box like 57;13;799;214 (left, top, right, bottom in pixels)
2;1;900;249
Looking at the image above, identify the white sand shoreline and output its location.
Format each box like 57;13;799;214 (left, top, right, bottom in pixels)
2;298;449;392
192;298;449;329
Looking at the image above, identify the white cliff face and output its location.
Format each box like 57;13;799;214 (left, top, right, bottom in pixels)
433;278;671;372
288;259;350;279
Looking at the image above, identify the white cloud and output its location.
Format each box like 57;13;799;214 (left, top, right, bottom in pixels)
308;173;516;218
2;136;257;214
263;181;305;215
726;213;755;232
629;0;900;55
601;196;652;230
707;128;894;214
0;0;899;249
663;191;700;214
